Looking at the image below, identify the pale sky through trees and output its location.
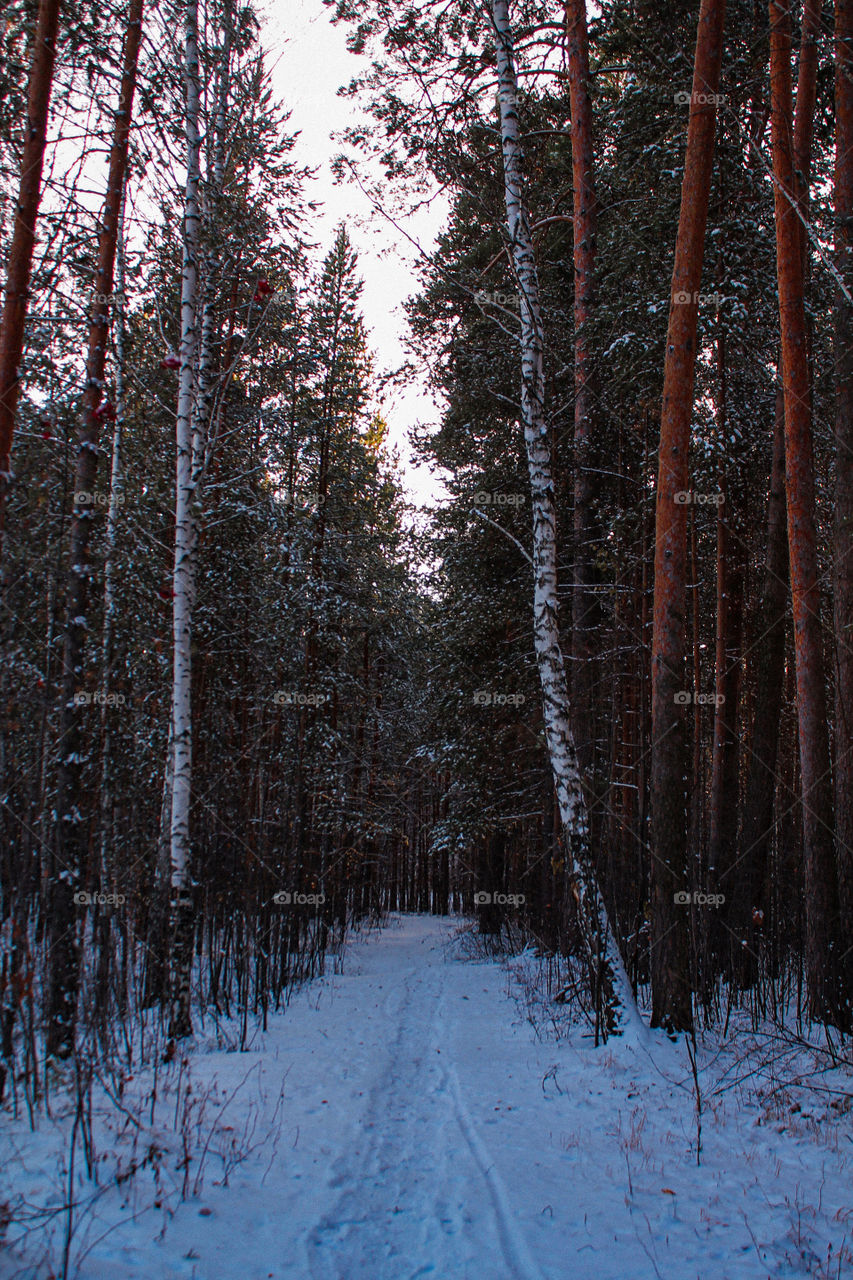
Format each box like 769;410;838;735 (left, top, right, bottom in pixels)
263;0;448;508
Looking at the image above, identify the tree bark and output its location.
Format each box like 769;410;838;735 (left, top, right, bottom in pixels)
735;379;788;985
769;0;843;1025
650;0;726;1033
46;0;144;1059
708;331;743;958
99;217;127;886
168;0;203;1042
566;0;598;775
491;0;641;1038
734;0;818;991
833;0;853;993
0;0;62;538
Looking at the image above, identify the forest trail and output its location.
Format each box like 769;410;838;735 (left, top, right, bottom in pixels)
305;917;543;1280
3;915;851;1279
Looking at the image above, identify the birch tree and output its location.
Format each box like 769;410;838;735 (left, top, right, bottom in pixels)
490;0;639;1038
167;0;259;1038
167;0;203;1041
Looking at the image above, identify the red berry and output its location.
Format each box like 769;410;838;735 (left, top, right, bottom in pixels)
160;354;181;370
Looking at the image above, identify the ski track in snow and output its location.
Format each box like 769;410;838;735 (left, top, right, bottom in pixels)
2;914;852;1280
306;925;543;1280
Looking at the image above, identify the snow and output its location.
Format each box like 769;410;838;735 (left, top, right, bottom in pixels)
1;915;851;1278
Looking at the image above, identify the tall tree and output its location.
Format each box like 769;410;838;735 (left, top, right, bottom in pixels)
168;0;203;1041
734;380;788;982
650;0;726;1033
707;328;743;962
769;0;842;1025
732;0;817;985
491;0;638;1037
0;0;62;539
833;0;853;979
46;0;144;1060
565;0;598;774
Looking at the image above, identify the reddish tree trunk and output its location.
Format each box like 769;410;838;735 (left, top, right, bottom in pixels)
566;0;598;774
708;332;742;955
650;0;726;1033
833;0;853;994
0;0;62;537
735;380;788;985
769;0;842;1025
734;0;818;992
47;0;144;1059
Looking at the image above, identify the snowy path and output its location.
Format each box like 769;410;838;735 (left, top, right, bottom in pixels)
2;914;852;1279
305;920;542;1280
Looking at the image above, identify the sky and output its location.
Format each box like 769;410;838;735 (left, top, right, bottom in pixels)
260;0;449;508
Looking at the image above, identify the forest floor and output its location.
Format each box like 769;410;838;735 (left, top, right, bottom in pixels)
2;914;853;1279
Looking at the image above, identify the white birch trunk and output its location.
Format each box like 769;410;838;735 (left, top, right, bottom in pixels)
167;0;235;1037
491;0;641;1037
168;0;203;1040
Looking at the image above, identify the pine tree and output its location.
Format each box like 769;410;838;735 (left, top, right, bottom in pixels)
650;0;726;1033
0;0;63;536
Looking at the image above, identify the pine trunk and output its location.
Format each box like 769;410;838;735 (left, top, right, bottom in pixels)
650;0;726;1033
708;333;742;956
833;0;853;992
46;0;144;1059
735;380;788;985
566;0;597;774
0;0;62;536
769;0;842;1025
